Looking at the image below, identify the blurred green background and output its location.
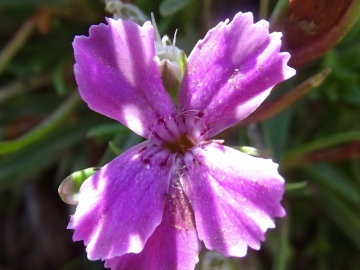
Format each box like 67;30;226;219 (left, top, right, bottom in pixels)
1;0;360;269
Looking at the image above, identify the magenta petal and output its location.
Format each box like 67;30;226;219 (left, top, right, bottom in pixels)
181;143;285;257
68;141;176;260
105;161;200;270
73;18;176;138
178;12;295;140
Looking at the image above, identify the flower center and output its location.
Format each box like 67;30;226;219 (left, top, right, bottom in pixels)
162;134;195;155
148;115;199;154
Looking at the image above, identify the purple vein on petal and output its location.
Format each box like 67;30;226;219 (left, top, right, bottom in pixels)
181;143;285;257
105;158;200;270
73;18;176;139
68;141;176;260
178;12;296;141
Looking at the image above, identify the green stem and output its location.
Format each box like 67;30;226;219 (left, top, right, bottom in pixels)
272;201;290;270
319;190;360;250
259;0;269;20
0;74;51;104
0;14;35;76
202;0;212;29
283;140;360;169
285;181;307;191
284;131;360;160
239;68;331;126
269;0;289;31
0;92;80;155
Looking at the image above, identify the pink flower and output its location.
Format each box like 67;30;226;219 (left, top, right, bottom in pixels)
68;12;295;269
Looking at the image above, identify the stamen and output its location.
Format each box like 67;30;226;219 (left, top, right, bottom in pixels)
172;29;178;55
151;13;162;46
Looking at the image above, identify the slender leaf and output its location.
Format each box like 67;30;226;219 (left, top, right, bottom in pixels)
159;0;192;16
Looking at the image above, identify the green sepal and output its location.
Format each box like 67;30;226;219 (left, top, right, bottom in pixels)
109;141;122;156
285;181;307;191
58;167;100;205
179;50;188;77
237;146;262;157
164;50;187;105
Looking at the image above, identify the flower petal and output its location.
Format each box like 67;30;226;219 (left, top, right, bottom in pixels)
181;143;285;257
178;12;295;141
105;160;200;270
73;18;176;138
68;141;176;260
